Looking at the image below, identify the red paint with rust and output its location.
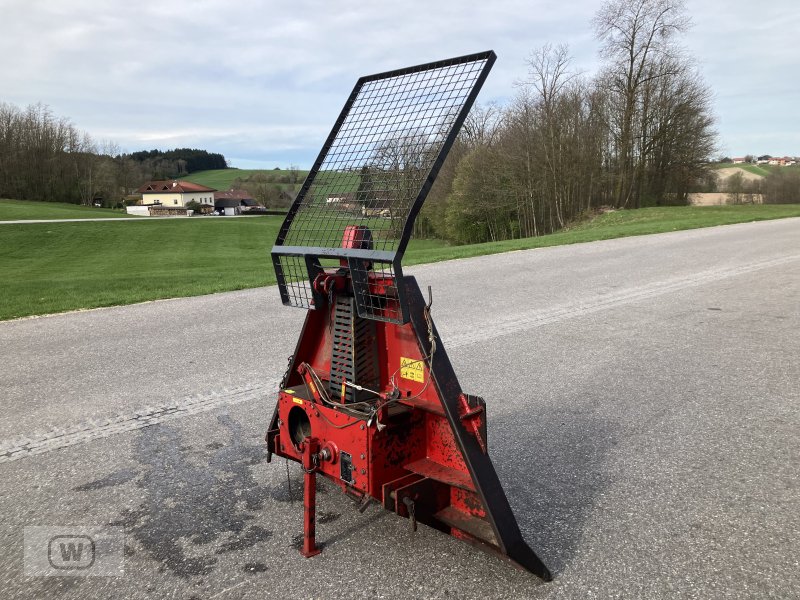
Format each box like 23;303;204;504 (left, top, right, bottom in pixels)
266;266;551;580
269;270;490;528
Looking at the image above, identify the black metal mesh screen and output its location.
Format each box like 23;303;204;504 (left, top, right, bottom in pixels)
273;51;496;323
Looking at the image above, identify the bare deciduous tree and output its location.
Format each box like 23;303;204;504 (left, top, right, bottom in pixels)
594;0;691;207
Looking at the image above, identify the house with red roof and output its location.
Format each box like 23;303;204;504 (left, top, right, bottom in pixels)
135;180;217;208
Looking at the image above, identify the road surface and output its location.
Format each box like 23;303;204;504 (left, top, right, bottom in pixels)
1;218;798;599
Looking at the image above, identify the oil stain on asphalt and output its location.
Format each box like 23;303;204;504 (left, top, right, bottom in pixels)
74;414;273;578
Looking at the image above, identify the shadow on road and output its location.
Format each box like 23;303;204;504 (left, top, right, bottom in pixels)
490;409;619;576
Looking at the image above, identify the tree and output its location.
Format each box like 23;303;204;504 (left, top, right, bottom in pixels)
0;102;93;204
419;104;502;239
0;102;228;207
594;0;693;207
355;165;378;209
637;57;716;204
288;164;300;185
445;145;517;244
762;170;800;204
725;171;745;205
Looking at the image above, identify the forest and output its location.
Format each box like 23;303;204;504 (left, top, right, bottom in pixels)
415;0;718;243
0;102;228;207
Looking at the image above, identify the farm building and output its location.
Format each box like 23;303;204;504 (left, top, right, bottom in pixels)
214;189;264;215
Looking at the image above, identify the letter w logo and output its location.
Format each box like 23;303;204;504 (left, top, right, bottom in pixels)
48;535;95;569
60;542;84;562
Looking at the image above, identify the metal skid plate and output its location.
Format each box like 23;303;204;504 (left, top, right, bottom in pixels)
272;51;496;324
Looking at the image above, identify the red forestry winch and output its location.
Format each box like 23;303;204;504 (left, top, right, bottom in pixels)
265;51;551;580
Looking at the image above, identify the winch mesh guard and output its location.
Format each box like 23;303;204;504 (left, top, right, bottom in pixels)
272;51;496;323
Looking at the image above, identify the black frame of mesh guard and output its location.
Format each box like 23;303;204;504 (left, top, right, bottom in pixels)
272;50;496;324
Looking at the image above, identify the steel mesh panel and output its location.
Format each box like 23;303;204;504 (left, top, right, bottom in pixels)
276;255;315;309
273;51;495;322
349;259;401;324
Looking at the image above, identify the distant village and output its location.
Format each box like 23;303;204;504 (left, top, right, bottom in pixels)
730;155;798;166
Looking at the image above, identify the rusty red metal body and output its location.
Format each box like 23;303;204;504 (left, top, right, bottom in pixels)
266;269;551;580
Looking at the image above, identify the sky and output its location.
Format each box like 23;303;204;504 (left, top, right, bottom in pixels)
2;0;798;168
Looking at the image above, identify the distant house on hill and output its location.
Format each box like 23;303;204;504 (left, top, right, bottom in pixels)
135;180;216;208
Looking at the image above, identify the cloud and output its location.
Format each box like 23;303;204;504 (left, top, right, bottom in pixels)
1;0;798;164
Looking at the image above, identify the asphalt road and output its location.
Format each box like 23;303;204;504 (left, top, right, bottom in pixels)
1;218;798;599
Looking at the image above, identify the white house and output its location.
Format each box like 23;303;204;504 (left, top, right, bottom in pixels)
135;180;217;208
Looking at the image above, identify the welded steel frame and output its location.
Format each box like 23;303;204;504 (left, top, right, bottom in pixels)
272;50;497;324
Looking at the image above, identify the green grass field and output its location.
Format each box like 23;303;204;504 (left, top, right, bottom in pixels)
405;205;800;262
0;217;284;320
0;199;135;221
182;168;362;200
182;168;310;190
1;204;799;320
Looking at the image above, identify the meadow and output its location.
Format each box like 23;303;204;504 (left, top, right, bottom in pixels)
1;202;799;320
0;199;135;221
182;168;310;191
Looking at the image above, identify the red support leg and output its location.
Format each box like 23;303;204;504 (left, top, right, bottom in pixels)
300;438;321;558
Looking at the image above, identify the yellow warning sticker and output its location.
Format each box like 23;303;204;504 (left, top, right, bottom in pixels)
292;398;304;405
400;357;425;383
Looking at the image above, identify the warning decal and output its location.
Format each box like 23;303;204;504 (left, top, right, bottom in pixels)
400;357;425;383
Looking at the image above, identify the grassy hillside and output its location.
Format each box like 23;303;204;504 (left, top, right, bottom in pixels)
182;168;310;191
0;199;136;220
1;204;799;320
181;168;360;201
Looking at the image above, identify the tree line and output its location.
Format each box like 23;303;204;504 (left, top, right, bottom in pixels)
724;169;800;205
414;0;717;244
0;102;228;206
123;148;227;177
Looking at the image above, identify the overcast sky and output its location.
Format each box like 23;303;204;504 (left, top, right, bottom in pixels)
2;1;798;167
